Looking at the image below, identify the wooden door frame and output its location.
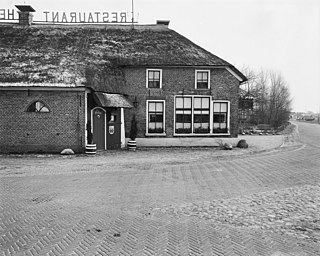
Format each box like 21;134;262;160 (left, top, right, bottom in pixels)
91;107;106;150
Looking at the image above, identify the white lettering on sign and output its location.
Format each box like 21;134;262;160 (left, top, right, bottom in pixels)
43;11;129;23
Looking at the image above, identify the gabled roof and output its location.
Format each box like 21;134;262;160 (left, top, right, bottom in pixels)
0;23;246;90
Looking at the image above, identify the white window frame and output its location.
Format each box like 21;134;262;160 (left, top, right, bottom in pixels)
195;70;210;89
146;69;163;89
26;101;50;113
212;100;230;135
173;95;212;136
145;100;166;136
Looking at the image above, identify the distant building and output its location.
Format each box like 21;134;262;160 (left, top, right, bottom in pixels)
238;88;255;128
0;6;247;153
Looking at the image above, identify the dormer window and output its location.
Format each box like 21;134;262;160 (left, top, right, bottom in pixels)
195;70;210;89
147;69;162;88
27;101;50;113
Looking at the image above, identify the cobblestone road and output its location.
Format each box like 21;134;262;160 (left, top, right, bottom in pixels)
1;122;320;255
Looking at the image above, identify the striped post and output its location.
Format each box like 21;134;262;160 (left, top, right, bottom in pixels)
127;140;137;151
85;144;97;155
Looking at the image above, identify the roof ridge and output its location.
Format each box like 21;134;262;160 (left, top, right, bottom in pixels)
0;22;171;31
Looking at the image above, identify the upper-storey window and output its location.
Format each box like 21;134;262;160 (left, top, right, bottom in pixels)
27;101;50;113
147;69;162;88
195;70;210;89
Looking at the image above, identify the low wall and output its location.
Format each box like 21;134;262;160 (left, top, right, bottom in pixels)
126;135;284;150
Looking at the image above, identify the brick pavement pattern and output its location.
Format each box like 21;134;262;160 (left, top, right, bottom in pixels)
1;122;320;255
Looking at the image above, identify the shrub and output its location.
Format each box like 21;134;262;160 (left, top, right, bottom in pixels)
129;114;138;140
224;143;233;150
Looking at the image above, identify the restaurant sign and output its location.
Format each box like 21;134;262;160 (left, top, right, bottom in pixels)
0;8;135;23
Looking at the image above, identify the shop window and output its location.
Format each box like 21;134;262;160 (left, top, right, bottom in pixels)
194;97;210;133
175;97;192;134
147;69;162;88
213;102;229;133
147;100;165;134
175;96;211;134
27;101;50;113
195;70;210;89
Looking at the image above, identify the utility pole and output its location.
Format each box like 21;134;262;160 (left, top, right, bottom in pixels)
131;0;134;28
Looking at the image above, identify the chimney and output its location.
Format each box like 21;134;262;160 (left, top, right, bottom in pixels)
156;20;170;27
15;5;35;26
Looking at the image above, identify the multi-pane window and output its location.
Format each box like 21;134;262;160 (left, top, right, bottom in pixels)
147;69;162;88
175;97;192;134
196;70;210;89
175;97;229;135
147;101;164;134
213;102;228;133
194;97;210;133
27;101;50;113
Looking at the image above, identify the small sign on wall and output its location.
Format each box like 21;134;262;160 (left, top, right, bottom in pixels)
109;125;114;135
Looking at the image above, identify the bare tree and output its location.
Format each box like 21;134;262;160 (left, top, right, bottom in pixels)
268;71;292;128
240;67;292;129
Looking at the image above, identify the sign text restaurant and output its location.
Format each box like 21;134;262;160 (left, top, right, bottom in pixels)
0;9;132;23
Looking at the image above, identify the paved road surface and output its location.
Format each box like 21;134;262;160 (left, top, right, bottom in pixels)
1;121;320;255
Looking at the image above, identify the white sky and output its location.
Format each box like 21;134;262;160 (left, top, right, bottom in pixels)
3;0;320;113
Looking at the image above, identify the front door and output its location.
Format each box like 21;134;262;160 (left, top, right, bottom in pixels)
106;108;121;149
92;108;106;150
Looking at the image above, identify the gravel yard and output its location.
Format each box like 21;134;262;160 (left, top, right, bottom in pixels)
155;184;320;243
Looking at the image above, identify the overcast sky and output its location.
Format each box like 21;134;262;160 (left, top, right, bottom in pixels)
3;0;320;113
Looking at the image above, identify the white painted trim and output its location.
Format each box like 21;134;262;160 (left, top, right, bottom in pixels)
145;133;167;136
212;100;231;135
146;69;163;89
210;99;213;134
225;67;243;82
120;108;125;148
173;95;212;136
0;86;86;91
195;69;210;89
146;99;166;136
85;90;88;146
91;107;107;150
173;133;230;137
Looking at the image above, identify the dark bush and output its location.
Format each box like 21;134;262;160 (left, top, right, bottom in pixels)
129;114;138;140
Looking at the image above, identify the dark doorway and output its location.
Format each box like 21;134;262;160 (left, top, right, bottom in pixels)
106;108;121;149
92;108;106;150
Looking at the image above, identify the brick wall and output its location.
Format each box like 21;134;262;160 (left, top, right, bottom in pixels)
123;67;240;138
0;89;86;153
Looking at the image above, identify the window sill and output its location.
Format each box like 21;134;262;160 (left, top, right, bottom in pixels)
173;133;230;137
145;133;167;137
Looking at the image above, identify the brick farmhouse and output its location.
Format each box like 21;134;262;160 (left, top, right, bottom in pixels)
0;12;247;153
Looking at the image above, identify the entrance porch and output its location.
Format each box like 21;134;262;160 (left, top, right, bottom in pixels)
86;91;133;150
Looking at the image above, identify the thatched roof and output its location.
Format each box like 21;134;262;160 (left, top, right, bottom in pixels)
93;92;133;108
0;23;246;91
